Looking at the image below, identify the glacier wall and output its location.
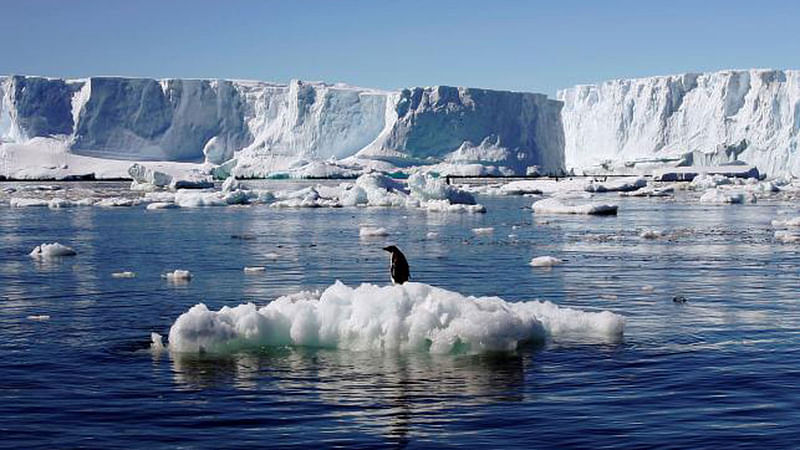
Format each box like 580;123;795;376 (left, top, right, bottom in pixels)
0;75;565;176
558;69;800;177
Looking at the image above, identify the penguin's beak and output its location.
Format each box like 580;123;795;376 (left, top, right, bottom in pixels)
382;246;391;252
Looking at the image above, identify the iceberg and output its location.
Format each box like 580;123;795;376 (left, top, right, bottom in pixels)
558;69;800;178
1;75;565;178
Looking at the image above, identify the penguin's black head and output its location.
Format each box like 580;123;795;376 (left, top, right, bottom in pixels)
382;245;399;253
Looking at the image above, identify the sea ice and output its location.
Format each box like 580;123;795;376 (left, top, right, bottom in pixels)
111;271;136;278
359;226;389;237
163;270;192;281
164;281;625;354
472;227;494;235
146;202;178;210
699;189;757;204
529;256;563;267
9;197;49;207
29;242;77;258
532;198;618;216
243;266;266;273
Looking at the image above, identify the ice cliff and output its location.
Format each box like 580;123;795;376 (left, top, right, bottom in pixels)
0;75;565;177
558;69;800;177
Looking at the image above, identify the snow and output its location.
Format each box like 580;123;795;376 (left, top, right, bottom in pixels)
29;242;77;258
558;69;800;178
529;256;563;267
163;281;625;354
532;198;618;216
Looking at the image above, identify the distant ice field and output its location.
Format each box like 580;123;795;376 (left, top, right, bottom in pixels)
1;179;799;448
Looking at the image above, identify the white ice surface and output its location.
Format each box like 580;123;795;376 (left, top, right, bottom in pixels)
164;281;625;354
29;242;76;258
532;198;618;216
529;256;563;267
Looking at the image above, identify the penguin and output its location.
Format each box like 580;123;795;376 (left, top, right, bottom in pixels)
382;245;410;285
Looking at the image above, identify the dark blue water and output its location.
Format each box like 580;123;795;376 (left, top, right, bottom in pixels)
1;182;799;448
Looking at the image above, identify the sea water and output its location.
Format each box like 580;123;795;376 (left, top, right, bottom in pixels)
1;181;798;448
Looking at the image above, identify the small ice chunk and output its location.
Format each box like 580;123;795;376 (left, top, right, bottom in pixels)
112;271;136;278
774;230;800;243
146;202;178;210
95;197;136;207
244;266;266;273
30;243;77;258
699;189;757;204
599;294;618;300
10;198;49;207
426;231;439;239
264;252;280;260
533;198;618;216
472;227;494;235
771;216;800;227
529;256;563;267
360;226;389;237
163;270;192;281
639;230;663;239
27;315;50;321
150;332;165;352
641;285;655;292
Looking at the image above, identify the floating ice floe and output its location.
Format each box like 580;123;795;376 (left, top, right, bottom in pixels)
698;189;757;204
27;315;51;321
163;270;192;281
426;231;439;239
162;281;625;354
9;197;49;207
95;197;138;207
774;231;800;243
243;266;266;273
529;256;563;267
771;216;800;227
532;198;618;216
620;185;675;197
111;271;136;278
472;227;494;235
359;226;389;237
639;229;664;239
584;176;646;193
146;202;178;210
29;242;77;258
641;285;655;292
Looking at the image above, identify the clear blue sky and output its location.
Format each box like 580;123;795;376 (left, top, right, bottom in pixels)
1;0;798;96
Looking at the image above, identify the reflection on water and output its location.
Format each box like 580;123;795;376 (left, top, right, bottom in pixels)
169;347;528;443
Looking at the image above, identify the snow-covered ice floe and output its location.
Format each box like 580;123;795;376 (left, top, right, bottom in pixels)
160;281;625;354
698;189;757;204
532;198;618;216
29;242;77;258
529;256;563;267
111;271;136;278
771;216;800;227
359;226;389;237
584;176;646;193
163;270;192;281
774;230;800;243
